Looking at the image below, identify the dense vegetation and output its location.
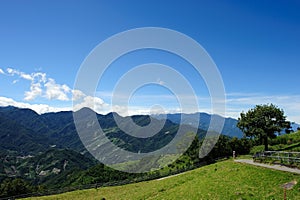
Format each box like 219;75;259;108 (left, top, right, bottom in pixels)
249;130;300;154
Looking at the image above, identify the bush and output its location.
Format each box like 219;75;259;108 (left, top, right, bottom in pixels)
0;178;35;198
250;145;274;155
250;145;265;155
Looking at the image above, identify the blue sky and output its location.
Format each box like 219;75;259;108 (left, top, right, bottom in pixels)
0;0;300;122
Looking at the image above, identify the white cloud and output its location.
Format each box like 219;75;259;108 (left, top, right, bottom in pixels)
0;96;71;114
24;83;43;101
32;72;47;83
73;95;110;113
6;68;34;81
7;68;47;83
225;93;300;123
156;78;165;85
106;92;300;123
2;87;299;123
5;68;71;102
2;67;300;123
19;73;34;81
72;90;86;101
44;78;71;101
0;95;110;115
7;68;16;74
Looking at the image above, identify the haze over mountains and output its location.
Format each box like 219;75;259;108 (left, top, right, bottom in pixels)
152;113;244;138
1;105;298;156
0;106;182;186
0;106;243;155
0;106;182;155
0;105;298;189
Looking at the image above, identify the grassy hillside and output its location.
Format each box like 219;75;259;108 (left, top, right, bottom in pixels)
270;131;300;151
250;131;300;154
27;160;300;200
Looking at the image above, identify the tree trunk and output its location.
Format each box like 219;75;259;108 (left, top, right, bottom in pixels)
260;133;263;145
264;135;268;151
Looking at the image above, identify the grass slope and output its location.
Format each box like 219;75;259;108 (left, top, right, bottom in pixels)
271;131;300;151
250;131;300;154
27;160;300;200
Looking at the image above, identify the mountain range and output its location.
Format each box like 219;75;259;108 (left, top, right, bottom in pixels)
0;106;202;185
152;113;244;138
1;106;298;156
0;106;246;156
0;105;298;188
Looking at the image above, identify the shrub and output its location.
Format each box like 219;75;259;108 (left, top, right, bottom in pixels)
250;145;265;155
250;145;274;155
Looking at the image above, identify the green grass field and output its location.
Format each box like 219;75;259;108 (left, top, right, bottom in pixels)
26;160;300;200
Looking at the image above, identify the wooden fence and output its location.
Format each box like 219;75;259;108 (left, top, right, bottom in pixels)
253;151;300;163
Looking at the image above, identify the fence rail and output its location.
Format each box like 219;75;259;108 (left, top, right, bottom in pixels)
253;151;300;163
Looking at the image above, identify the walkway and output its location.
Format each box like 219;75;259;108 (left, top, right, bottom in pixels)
234;159;300;174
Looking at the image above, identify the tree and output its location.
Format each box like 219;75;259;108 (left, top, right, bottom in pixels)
237;104;290;151
0;178;34;198
229;137;252;155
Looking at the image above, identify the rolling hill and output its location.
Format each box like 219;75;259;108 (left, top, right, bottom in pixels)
26;160;300;200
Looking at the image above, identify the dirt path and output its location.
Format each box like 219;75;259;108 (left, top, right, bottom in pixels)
234;159;300;174
159;159;300;181
156;170;189;181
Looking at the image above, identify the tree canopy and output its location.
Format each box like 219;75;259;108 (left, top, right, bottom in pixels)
237;104;290;151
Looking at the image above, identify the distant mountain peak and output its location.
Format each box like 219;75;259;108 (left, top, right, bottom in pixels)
0;105;39;116
74;107;97;114
105;112;121;117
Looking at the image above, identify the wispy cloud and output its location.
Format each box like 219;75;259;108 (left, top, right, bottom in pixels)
5;68;71;102
226;93;300;123
2;68;300;123
72;90;86;101
3;68;111;114
101;92;300;122
73;95;110;113
45;78;71;101
156;78;165;85
96;91;211;102
24;82;43;101
0;96;71;114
